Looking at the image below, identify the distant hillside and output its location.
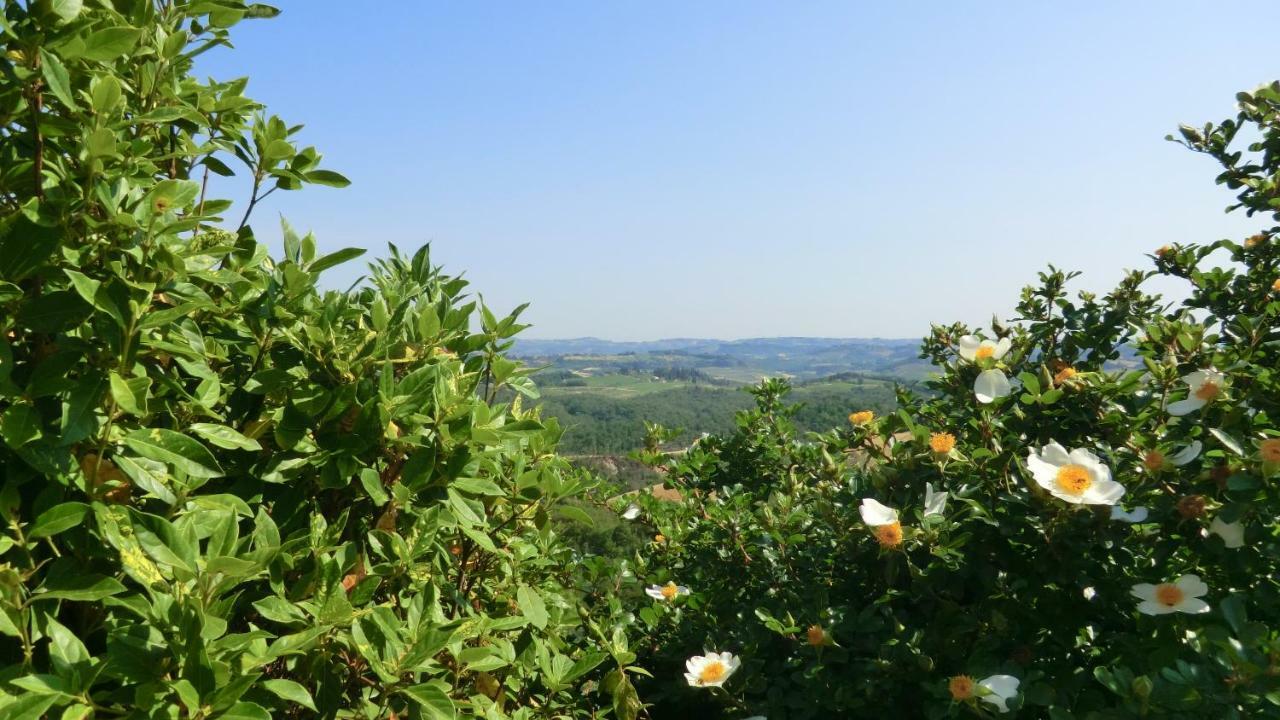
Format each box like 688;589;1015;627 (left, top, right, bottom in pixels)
514;336;929;382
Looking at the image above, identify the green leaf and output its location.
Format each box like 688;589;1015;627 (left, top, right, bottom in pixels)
82;27;142;61
189;423;262;451
517;584;548;629
16;290;91;333
0;693;57;720
1209;427;1244;456
29;502;90;539
261;679;316;711
1;402;42;448
60;373;106;446
308;247;365;273
109;372;146;416
216;701;272;720
124;428;224;479
90;75;121;113
556;505;594;525
400;682;456;720
38;49;78;111
49;0;84;23
33;574;126;602
113;454;176;503
304;169;351;187
451;477;504;496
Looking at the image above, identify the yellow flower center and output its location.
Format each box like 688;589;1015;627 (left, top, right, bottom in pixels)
1154;583;1184;607
806;624;825;647
1261;438;1280;463
654;534;666;544
929;432;956;454
1142;450;1165;472
849;410;874;426
973;345;995;360
1194;381;1221;401
949;675;975;700
1055;464;1092;495
699;660;727;684
661;582;678;600
874;521;903;548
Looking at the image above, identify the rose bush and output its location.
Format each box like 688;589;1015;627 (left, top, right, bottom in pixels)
623;84;1280;718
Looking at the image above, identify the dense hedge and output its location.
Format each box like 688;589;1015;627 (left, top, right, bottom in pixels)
622;85;1280;718
0;3;639;718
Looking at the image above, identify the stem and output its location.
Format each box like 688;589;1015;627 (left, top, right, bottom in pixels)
29;58;44;200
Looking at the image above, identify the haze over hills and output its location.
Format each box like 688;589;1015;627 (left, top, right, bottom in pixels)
513;336;929;382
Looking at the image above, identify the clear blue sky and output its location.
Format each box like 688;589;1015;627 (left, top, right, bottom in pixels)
197;2;1276;340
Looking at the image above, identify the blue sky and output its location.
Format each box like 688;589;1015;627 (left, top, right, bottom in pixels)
198;2;1277;340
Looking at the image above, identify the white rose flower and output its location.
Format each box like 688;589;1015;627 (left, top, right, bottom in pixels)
1167;370;1225;416
684;651;740;688
974;369;1013;404
958;335;1011;363
977;674;1020;713
1131;574;1210;615
1026;441;1124;505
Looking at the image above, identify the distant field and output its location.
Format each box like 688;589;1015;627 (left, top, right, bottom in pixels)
543;374;703;397
534;371;904;455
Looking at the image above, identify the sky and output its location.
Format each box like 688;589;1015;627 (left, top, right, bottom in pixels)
197;2;1278;340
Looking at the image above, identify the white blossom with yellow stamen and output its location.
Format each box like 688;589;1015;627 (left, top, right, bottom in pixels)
1167;370;1226;416
645;581;690;601
1131;574;1210;615
684;651;739;688
1027;441;1124;505
958;335;1011;363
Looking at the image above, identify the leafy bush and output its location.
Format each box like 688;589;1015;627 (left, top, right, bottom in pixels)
0;3;639;718
623;84;1280;718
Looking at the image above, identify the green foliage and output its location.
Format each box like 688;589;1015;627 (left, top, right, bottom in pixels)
536;377;901;456
624;87;1280;717
0;3;637;718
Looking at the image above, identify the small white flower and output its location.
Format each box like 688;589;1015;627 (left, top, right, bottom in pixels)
1169;441;1202;466
958;335;1011;363
1131;574;1210;615
1082;586;1097;600
977;674;1020;713
1167;370;1225;416
974;369;1013;404
621;504;641;521
1026;441;1125;505
1110;506;1149;523
859;498;898;526
924;483;948;517
1208;517;1244;548
684;651;740;688
645;582;690;601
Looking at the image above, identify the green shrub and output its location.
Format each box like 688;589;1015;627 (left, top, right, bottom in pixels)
0;3;638;718
625;84;1280;718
